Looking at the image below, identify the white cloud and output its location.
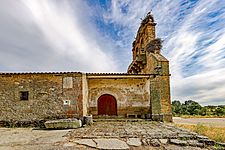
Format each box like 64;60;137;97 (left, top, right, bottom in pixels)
0;0;117;72
0;0;225;105
165;0;225;105
100;0;225;105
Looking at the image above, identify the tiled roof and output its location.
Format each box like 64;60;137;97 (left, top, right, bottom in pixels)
0;71;81;75
0;71;154;76
87;72;154;76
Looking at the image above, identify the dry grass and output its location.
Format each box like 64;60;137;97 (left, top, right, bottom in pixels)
175;124;225;142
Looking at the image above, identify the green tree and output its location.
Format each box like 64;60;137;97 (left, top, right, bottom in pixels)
172;100;203;116
215;106;225;116
184;100;202;115
172;100;182;116
199;107;207;116
181;104;190;115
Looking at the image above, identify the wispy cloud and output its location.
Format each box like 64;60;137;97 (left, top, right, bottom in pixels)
0;0;224;105
0;0;117;72
163;0;225;105
97;0;225;105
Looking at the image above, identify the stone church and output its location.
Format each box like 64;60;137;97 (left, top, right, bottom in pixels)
0;13;172;123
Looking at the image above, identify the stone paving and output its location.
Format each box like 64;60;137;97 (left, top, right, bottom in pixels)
66;121;217;149
68;121;197;139
0;121;223;149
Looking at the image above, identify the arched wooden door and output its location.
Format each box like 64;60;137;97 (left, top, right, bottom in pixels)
98;94;117;116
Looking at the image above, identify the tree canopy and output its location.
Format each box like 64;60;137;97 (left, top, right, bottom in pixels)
172;100;225;116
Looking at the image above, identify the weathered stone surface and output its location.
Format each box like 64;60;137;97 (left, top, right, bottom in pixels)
44;119;81;129
74;139;96;148
145;138;151;145
88;78;151;118
165;145;208;150
63;142;76;147
126;138;142;146
0;121;218;150
178;133;194;139
150;139;161;147
141;139;148;145
187;140;204;147
170;139;188;146
197;135;209;139
0;128;68;149
198;138;215;145
68;121;206;142
159;139;168;144
0;73;83;124
83;115;93;125
94;139;130;150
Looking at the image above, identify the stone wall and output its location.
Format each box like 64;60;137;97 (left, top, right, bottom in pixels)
158;75;172;122
150;76;172;122
0;72;171;123
0;73;83;123
87;75;151;118
141;52;172;122
142;53;169;74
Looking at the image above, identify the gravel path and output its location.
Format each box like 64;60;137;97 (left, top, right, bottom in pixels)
173;117;225;127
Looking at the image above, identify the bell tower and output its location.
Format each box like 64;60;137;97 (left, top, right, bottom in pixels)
128;12;157;74
127;12;172;122
128;12;168;74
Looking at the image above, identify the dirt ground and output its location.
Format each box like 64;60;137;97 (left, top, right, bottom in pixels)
173;117;225;127
0;128;72;150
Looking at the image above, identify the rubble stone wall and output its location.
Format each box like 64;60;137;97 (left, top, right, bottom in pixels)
0;73;83;123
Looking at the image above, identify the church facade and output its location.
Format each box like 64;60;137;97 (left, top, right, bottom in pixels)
0;13;172;123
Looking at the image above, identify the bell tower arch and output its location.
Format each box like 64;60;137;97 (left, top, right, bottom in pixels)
127;12;163;74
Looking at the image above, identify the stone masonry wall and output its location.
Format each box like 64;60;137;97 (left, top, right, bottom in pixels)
87;77;151;118
62;73;83;118
158;75;172;122
0;73;83;123
142;53;172;122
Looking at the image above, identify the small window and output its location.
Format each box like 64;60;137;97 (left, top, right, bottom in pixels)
20;91;29;100
63;100;70;105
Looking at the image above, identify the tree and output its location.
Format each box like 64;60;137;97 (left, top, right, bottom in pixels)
215;106;225;116
181;104;190;115
172;100;225;116
172;100;182;116
199;107;207;116
172;100;202;116
184;100;202;115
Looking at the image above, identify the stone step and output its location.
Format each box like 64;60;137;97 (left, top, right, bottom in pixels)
93;118;152;122
44;118;82;129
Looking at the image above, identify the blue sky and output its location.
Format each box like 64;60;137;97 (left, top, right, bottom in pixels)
0;0;225;105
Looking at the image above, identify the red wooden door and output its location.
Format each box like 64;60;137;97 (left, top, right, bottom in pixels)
98;94;117;116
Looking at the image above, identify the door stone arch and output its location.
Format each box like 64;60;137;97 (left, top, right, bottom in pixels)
97;94;117;116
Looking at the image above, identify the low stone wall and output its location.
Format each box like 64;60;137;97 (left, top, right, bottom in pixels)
0;120;47;128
